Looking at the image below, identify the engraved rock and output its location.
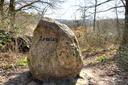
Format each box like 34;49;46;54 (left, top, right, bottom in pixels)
28;17;83;80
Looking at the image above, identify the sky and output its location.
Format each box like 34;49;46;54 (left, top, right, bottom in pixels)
44;0;80;20
43;0;125;20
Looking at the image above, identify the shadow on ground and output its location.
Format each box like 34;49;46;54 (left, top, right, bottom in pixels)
4;71;80;85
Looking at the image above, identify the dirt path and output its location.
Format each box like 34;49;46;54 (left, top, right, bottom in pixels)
1;64;128;85
0;67;124;85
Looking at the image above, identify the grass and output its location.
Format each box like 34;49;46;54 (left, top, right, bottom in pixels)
96;55;107;63
72;26;121;52
16;56;28;66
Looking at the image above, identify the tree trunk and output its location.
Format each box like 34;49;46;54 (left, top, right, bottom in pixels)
115;1;121;39
82;9;86;27
93;0;97;32
8;0;15;31
8;0;18;52
122;0;128;46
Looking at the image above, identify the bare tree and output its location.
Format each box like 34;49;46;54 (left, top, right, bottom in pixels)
93;0;97;31
115;1;119;24
8;0;15;31
78;0;124;31
77;0;115;28
115;1;121;39
122;0;128;45
120;0;125;7
15;0;63;12
4;0;63;31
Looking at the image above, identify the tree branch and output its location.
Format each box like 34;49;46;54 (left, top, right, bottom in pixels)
97;5;124;13
15;1;38;12
15;0;53;12
120;0;126;7
85;6;124;17
79;0;114;9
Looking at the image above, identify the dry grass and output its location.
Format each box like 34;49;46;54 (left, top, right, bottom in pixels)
72;26;121;52
0;52;27;70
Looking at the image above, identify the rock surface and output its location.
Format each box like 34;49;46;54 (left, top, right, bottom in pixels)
28;17;83;80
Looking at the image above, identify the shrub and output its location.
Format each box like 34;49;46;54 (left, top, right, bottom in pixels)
96;55;107;63
16;56;28;66
0;30;12;49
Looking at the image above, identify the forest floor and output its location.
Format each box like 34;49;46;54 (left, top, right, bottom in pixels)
0;48;128;85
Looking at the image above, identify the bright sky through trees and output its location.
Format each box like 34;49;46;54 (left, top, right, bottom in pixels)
24;0;124;20
44;0;124;20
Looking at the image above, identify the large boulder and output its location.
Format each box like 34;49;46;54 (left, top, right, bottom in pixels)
28;17;83;80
